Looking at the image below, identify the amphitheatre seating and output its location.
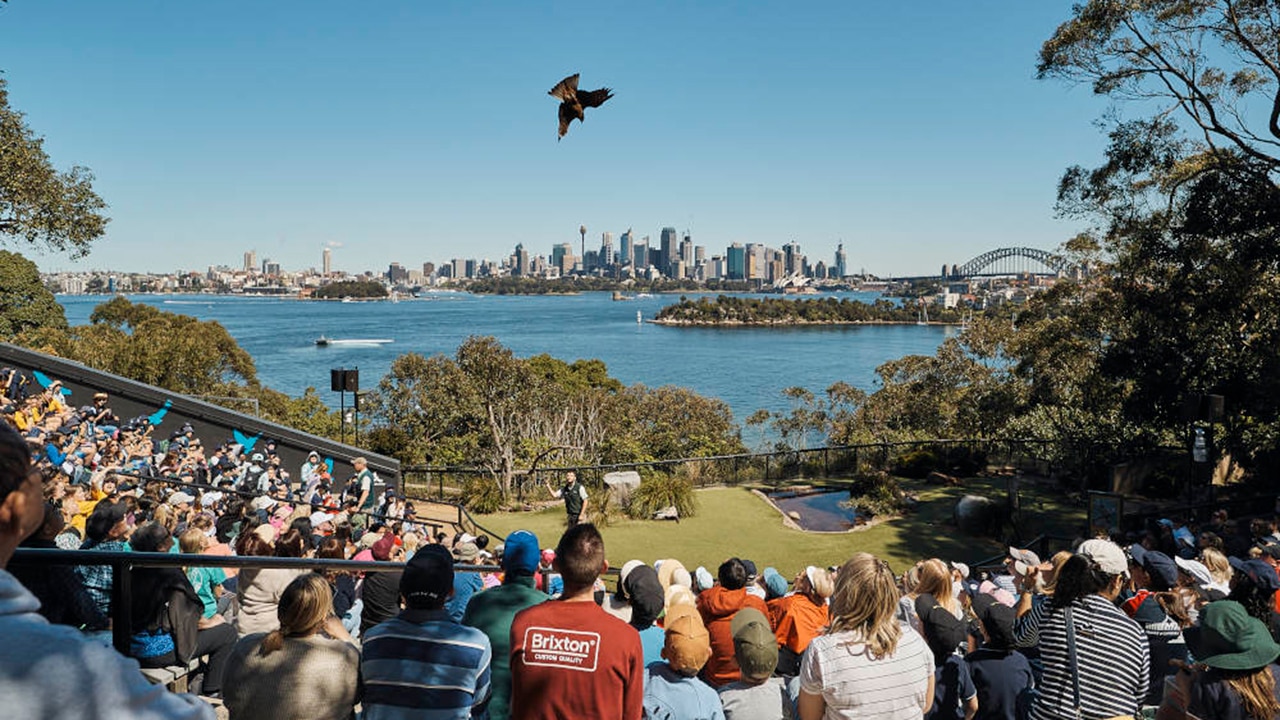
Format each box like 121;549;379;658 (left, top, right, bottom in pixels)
138;657;203;693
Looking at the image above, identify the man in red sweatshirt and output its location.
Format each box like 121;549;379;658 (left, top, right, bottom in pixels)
509;523;643;720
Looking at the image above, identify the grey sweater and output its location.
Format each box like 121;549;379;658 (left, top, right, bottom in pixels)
222;632;360;720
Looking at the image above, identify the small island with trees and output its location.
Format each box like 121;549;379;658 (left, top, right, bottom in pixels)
653;295;967;326
311;280;389;300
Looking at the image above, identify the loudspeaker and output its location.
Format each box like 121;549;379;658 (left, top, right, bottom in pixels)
343;368;359;392
331;369;346;393
1205;394;1224;422
1181;393;1226;422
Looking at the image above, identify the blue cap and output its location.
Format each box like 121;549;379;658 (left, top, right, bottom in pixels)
762;567;788;599
502;530;540;575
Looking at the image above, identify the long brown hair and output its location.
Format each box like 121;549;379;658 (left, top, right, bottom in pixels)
915;558;958;616
260;573;333;655
828;553;903;659
1223;666;1280;720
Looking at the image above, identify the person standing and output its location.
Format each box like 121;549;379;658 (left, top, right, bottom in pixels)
0;423;215;719
351;457;376;532
360;544;492;720
545;471;588;527
510;523;644;720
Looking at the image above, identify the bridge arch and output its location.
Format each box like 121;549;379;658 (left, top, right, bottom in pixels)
952;247;1073;279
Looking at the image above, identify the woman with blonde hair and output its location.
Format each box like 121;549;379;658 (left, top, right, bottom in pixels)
223;573;360;720
916;558;962;619
1201;547;1233;586
798;553;935;719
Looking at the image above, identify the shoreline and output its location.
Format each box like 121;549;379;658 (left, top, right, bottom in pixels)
651;318;960;327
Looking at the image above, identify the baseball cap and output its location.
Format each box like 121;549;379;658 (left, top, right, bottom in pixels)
731;607;778;680
371;533;396;561
1141;550;1179;591
501;530;540;575
740;559;758;582
309;511;335;526
971;593;1016;649
1232;558;1280;593
662;603;712;676
805;566;834;599
695;566;715;593
762;567;787;599
401;545;454;609
168;491;195;506
453;541;480;563
1077;539;1129;576
1008;547;1046;576
915;594;967;662
1174;556;1213;586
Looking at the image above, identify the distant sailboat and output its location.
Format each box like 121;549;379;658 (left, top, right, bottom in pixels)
636;310;643;325
917;301;929;325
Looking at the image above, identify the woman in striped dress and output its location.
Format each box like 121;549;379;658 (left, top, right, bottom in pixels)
1027;539;1150;720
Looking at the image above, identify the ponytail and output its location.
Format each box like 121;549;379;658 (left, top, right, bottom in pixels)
259;629;285;656
1051;554;1114;609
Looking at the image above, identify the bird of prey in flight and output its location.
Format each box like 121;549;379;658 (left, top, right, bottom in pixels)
548;73;613;140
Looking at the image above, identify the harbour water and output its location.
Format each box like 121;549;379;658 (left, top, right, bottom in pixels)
58;292;954;426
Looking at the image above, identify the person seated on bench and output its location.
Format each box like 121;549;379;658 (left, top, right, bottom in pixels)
128;522;237;701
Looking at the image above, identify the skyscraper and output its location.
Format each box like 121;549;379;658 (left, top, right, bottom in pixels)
834;243;847;278
244;250;257;272
633;239;649;270
783;242;802;276
660;227;677;277
322;247;332;275
514;244;530;276
600;231;614;267
620;230;633;267
551;243;574;275
726;243;746;280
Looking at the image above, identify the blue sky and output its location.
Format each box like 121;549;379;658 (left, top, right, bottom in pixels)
1;2;1109;276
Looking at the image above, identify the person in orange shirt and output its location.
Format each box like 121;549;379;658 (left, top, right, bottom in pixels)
768;565;834;676
696;557;770;687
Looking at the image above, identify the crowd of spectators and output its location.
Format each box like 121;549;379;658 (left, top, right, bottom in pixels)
4;368;1280;720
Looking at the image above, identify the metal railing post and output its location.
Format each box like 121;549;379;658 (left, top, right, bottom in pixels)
111;560;133;656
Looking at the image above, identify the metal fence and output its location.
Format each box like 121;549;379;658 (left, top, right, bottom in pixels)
9;548;591;657
401;438;1070;503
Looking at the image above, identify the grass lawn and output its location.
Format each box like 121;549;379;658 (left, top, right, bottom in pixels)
476;475;1084;580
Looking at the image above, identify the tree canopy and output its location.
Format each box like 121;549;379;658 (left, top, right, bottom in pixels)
0;76;108;258
771;1;1280;487
0;249;68;338
363;336;744;497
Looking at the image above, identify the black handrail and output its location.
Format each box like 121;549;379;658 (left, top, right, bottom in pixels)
10;548;493;656
11;547;617;657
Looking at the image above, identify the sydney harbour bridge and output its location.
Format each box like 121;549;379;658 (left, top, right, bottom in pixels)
891;246;1078;282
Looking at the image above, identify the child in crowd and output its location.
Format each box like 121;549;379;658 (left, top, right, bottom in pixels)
179;527;225;621
717;607;794;720
916;592;978;720
965;593;1034;720
643;601;723;720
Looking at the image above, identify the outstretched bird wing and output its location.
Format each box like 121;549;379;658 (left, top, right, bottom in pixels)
577;87;613;108
549;74;580;101
558;103;576;138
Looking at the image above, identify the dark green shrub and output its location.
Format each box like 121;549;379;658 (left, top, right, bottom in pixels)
893;449;940;479
627;472;697;520
846;471;907;518
459;476;504;514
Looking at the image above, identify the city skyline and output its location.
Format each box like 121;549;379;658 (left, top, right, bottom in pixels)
2;2;1106;277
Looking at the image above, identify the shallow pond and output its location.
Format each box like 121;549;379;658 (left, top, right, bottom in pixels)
767;489;861;532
